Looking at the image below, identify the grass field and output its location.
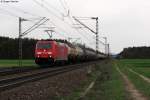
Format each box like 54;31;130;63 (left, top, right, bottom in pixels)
84;62;126;100
119;59;150;78
0;60;36;67
1;59;149;99
59;60;127;100
118;59;150;98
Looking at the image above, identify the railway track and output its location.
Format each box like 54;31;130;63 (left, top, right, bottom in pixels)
0;61;98;92
0;67;39;76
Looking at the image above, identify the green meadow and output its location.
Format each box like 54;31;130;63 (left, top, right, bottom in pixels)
0;60;36;67
119;59;150;78
118;59;150;98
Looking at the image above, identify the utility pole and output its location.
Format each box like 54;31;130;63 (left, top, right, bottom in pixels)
94;17;99;53
18;17;28;67
107;44;110;56
18;17;49;67
18;17;22;67
102;37;107;55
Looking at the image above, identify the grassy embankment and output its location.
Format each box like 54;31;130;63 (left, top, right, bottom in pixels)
117;59;150;98
59;60;127;100
0;60;36;67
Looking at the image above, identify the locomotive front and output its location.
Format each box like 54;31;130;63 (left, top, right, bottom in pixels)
35;41;55;65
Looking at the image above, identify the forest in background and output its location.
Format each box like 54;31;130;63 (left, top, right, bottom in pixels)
0;36;98;59
119;47;150;59
0;36;37;59
1;36;149;59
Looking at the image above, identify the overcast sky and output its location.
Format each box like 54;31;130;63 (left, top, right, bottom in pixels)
0;0;150;54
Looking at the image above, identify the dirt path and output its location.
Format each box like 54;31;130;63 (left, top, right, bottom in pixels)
115;66;148;100
128;68;150;84
79;81;95;99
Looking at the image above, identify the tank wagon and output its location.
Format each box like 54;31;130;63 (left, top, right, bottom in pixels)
35;40;106;66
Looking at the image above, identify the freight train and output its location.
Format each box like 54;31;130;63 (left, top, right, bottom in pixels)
35;40;106;66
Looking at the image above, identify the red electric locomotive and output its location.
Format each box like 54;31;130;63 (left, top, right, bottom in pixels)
35;40;68;65
35;40;107;66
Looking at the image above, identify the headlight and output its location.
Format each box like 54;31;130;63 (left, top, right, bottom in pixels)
48;52;52;54
37;52;42;54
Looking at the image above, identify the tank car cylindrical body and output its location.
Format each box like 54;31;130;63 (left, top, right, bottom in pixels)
67;44;78;63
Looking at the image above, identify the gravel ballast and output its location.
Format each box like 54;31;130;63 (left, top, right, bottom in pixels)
0;65;94;100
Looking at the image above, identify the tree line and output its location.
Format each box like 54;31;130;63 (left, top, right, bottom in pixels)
0;36;37;59
119;46;150;59
0;36;104;59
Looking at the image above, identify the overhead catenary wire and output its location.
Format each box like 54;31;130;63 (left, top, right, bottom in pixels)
58;0;95;44
0;7;19;18
33;0;88;43
61;0;70;11
6;5;42;18
79;28;96;41
33;0;90;44
32;1;69;27
22;17;49;36
40;25;68;39
0;6;43;20
32;0;63;20
58;0;68;14
32;0;75;38
68;15;96;44
6;2;69;39
41;0;65;16
92;37;105;45
0;0;102;51
48;20;71;39
39;19;70;39
32;0;73;29
22;19;49;36
61;7;92;43
31;0;72;39
22;17;46;35
0;3;68;40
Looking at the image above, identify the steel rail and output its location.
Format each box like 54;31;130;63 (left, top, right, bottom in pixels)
0;61;98;92
0;67;39;76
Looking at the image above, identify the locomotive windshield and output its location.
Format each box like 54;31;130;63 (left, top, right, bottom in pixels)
37;43;51;49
